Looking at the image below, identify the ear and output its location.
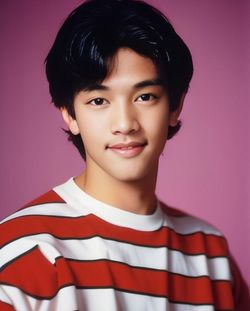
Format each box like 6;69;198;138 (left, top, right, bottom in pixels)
169;93;186;127
61;107;80;135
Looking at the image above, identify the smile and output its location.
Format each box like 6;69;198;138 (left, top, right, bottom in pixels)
107;142;147;158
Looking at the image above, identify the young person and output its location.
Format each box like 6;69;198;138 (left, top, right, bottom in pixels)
0;0;249;310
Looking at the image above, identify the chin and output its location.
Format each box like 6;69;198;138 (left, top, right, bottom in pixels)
106;166;154;183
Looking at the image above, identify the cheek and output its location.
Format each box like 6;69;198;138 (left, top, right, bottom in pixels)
76;114;106;147
144;108;169;138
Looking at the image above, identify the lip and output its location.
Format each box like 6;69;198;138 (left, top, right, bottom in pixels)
107;141;147;158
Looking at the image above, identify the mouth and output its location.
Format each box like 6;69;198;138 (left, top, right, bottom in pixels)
106;141;147;158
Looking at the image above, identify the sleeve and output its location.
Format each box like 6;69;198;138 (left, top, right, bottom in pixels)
0;245;59;310
230;255;250;310
0;244;78;310
0;300;15;311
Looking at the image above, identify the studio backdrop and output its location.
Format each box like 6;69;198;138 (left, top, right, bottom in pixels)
0;0;249;285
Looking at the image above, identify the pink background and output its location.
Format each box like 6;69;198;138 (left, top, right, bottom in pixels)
0;0;249;285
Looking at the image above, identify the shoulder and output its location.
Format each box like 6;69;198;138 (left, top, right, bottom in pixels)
1;189;66;224
1;187;66;249
0;177;79;231
0;189;67;245
23;189;66;209
0;184;78;305
0;176;87;243
160;203;250;308
160;201;224;236
159;201;230;258
0;177;91;269
0;187;74;308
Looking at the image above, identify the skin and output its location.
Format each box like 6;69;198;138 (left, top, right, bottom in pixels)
62;48;183;215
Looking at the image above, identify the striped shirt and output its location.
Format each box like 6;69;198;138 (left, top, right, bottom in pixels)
0;178;248;310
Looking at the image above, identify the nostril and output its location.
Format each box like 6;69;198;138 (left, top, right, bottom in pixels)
112;126;139;135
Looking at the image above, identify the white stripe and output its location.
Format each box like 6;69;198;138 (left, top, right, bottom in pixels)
0;202;88;225
0;285;216;311
163;215;223;236
77;288;215;311
1;234;231;281
0;284;78;311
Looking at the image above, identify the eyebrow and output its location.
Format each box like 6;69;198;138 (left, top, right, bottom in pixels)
85;78;163;92
134;78;163;89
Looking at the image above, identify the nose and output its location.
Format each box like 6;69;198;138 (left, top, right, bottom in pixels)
110;102;140;135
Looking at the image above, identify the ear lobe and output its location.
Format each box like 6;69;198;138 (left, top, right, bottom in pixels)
61;107;80;135
169;93;185;127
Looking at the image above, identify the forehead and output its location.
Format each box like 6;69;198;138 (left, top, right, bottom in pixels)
104;48;158;84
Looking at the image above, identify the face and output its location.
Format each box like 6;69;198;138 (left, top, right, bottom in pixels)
62;48;181;183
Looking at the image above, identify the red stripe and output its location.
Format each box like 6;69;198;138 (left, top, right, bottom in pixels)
0;249;234;309
1;215;228;257
20;190;65;210
68;260;234;309
0;301;14;311
0;247;73;298
212;281;234;310
1;214;228;257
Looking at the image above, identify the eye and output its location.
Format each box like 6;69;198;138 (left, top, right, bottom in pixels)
136;93;157;102
88;98;108;106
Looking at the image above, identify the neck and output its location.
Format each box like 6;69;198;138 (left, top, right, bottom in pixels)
74;166;158;215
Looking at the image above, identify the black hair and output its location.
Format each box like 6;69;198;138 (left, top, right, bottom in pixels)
45;0;193;160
